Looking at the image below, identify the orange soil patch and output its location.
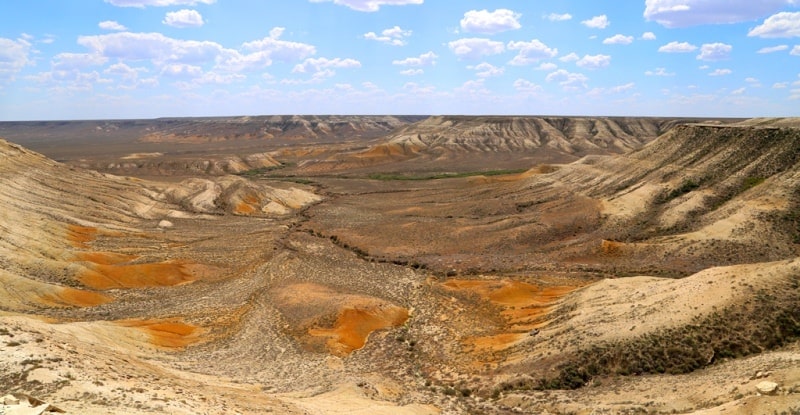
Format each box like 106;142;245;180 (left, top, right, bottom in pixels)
74;251;139;265
41;287;112;307
234;201;257;215
77;261;199;290
443;278;580;354
309;305;409;356
118;319;202;348
67;225;98;248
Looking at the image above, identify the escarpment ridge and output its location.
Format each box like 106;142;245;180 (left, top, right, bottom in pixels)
1;118;799;414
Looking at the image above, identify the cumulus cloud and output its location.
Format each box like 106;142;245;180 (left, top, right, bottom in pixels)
0;37;33;81
105;0;215;7
460;9;521;34
546;69;588;90
163;9;205;28
697;42;732;61
308;0;423;12
645;67;675;76
641;32;657;40
644;0;793;28
363;26;411;46
52;53;108;70
576;54;611;69
99;20;127;31
513;78;543;94
658;41;698;53
545;13;572;21
448;38;504;59
757;45;789;53
507;39;558;65
392;51;437;66
559;52;579;63
292;57;361;73
750;12;800;38
400;68;423;76
603;34;633;45
535;62;558;71
581;15;609;29
240;28;317;63
467;62;504;78
709;68;732;76
792;45;800;55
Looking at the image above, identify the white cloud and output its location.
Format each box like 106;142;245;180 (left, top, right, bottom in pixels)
658;41;698;52
709;68;732;76
400;68;423;76
576;54;611;69
448;38;504;59
0;37;33;81
644;0;792;28
392;51;437;66
240;29;317;63
545;13;572;22
292;57;361;73
793;45;800;55
308;0;423;12
281;69;336;85
467;62;504;78
460;9;521;34
99;20;127;31
545;69;588;90
559;52;579;62
507;39;558;65
513;78;543;94
535;62;557;71
163;9;204;28
645;67;675;76
731;87;746;95
697;42;732;61
77;28;315;74
581;15;609;29
105;0;215;7
757;45;789;53
363;26;411;46
749;12;800;38
52;53;108;70
746;77;762;87
161;63;203;78
773;82;789;88
603;34;633;45
641;32;657;40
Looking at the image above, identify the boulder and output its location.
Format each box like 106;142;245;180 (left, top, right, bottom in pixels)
756;381;779;395
2;394;20;405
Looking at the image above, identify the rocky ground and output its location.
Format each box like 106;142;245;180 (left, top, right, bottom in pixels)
1;117;799;414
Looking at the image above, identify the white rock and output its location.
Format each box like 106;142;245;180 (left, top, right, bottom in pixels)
158;219;173;229
1;394;20;405
756;380;779;395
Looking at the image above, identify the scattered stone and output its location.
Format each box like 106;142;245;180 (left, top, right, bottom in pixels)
529;329;539;337
158;219;174;229
2;394;20;405
756;381;779;395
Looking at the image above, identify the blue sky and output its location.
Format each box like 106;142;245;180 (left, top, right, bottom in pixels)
1;0;799;120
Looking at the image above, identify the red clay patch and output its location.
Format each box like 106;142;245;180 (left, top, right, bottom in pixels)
442;278;580;354
67;225;98;248
41;287;112;307
310;305;409;356
118;319;201;348
77;262;199;290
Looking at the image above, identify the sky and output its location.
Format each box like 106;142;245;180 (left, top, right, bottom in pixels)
1;0;799;120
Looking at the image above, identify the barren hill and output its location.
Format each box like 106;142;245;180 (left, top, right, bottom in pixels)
293;116;738;173
1;119;799;414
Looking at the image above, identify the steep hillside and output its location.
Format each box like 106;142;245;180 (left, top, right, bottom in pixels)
294;116;734;173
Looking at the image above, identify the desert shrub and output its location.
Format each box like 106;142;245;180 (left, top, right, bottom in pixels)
534;283;800;390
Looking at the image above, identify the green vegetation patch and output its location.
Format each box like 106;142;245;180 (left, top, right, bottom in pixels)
367;169;528;181
533;278;800;390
